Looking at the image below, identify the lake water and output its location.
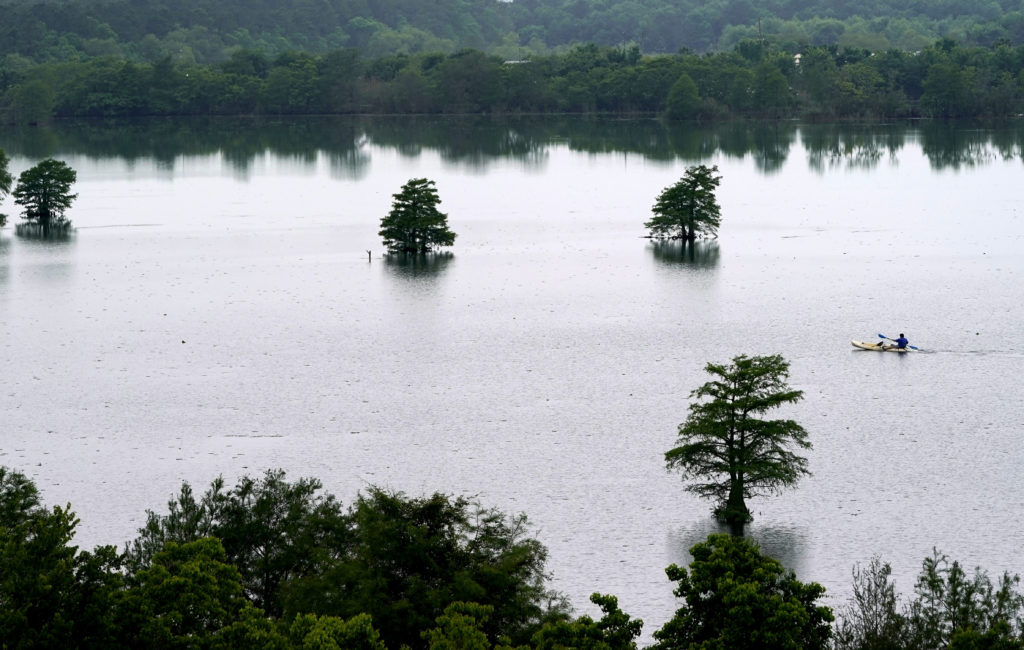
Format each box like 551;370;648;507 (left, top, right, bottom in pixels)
1;117;1022;638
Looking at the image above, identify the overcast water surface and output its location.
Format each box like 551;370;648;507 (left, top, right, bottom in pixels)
1;117;1022;639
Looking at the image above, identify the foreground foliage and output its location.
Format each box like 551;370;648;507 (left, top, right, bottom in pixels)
124;470;351;616
665;354;811;535
835;553;1024;649
420;594;643;650
6;464;1024;649
0;467;124;647
651;534;833;649
123;469;563;649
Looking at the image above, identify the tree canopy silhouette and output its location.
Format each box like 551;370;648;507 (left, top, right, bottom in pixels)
665;354;811;535
645;164;722;241
379;177;457;254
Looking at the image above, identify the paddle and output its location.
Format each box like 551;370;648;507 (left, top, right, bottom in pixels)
877;333;920;351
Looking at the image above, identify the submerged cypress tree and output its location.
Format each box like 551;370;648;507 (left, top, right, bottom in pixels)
12;158;78;236
379;177;456;254
665;354;811;535
645;164;721;241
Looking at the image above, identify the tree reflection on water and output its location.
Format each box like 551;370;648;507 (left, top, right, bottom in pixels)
649;239;720;268
0;116;1020;175
382;251;454;279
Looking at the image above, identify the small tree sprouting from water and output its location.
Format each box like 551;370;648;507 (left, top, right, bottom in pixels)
645;164;722;241
665;354;811;535
379;178;456;254
13;158;78;236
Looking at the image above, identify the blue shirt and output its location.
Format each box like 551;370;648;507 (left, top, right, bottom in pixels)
895;336;908;349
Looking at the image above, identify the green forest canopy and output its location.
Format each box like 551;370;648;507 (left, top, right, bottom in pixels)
2;0;1024;63
3;38;1022;122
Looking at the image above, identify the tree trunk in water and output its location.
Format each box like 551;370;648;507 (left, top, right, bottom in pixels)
724;480;750;536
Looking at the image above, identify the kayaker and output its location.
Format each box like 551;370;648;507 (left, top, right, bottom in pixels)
882;333;909;350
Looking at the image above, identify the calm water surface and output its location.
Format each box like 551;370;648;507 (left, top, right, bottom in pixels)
1;117;1022;637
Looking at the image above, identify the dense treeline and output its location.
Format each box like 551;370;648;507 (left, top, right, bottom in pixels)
2;39;1024;122
0;467;581;649
4;465;1024;648
4;0;1024;63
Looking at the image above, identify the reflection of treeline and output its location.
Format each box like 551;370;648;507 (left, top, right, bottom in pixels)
3;39;1024;123
3;115;1021;174
1;0;1023;63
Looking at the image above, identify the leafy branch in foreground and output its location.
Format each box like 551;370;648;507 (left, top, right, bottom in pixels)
834;551;1024;649
651;533;832;649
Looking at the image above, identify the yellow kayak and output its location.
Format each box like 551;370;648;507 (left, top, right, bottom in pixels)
851;340;915;352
